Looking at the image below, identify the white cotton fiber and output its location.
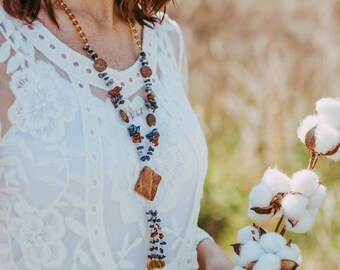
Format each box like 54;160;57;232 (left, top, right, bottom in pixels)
297;256;303;266
248;207;272;223
261;168;291;194
314;123;340;154
297;115;320;144
285;210;315;233
277;246;296;261
290;243;301;259
316;98;340;128
282;193;308;220
249;184;273;207
291;170;319;196
232;252;243;266
328;147;340;161
240;241;264;266
253;254;281;270
308;184;327;208
259;232;286;254
237;226;260;244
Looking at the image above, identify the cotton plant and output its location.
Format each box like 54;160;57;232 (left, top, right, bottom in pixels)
231;97;340;270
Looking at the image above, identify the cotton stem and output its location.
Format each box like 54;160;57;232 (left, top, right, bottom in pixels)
308;151;319;170
275;215;284;233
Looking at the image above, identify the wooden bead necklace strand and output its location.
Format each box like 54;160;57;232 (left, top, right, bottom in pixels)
57;1;166;269
57;0;160;162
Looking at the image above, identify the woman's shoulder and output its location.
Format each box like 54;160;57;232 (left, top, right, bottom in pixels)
154;13;184;40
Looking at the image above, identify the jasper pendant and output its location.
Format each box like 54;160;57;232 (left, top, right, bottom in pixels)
135;166;162;201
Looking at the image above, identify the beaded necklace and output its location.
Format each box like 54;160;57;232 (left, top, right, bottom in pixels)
57;1;166;269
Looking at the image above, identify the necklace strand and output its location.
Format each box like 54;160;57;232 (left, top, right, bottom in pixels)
57;1;166;269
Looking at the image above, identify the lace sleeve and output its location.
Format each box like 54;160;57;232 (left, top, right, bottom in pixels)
195;226;214;248
162;15;189;96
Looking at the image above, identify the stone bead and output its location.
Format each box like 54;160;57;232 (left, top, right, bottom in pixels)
108;86;122;96
119;110;129;123
140;66;152;78
146;113;156;126
93;58;107;72
134;166;162;201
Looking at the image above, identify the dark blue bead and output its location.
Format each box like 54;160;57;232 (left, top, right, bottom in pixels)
106;80;114;87
83;44;90;51
91;53;98;59
140;51;146;57
98;72;107;78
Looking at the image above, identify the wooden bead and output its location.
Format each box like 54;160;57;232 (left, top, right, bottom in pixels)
119;110;129;123
146;259;166;270
140;66;152;78
146;113;156;126
93;58;107;72
76;25;82;31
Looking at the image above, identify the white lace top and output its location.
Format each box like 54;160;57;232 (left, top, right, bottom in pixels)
0;6;211;270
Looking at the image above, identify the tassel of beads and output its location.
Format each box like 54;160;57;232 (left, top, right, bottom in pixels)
146;210;166;270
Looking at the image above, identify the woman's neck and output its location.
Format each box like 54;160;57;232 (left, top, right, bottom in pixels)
55;0;122;30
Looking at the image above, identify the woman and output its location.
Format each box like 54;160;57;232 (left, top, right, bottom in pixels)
0;0;234;269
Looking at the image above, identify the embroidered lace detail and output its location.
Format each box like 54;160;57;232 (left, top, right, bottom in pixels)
9;199;66;270
8;60;79;143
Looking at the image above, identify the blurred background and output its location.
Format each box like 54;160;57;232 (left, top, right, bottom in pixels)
169;0;340;269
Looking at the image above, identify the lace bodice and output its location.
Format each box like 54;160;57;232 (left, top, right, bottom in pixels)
0;6;211;270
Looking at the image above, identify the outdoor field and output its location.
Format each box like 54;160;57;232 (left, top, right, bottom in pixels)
169;1;340;269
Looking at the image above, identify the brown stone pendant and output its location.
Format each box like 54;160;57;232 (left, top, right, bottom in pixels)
140;66;152;78
93;58;107;72
146;113;156;126
135;166;162;201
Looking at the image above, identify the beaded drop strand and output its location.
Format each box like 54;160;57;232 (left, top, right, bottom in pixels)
57;1;166;269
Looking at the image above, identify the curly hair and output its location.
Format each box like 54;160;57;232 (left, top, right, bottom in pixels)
2;0;172;27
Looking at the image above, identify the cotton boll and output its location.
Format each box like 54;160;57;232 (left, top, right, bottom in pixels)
232;252;243;266
297;115;320;144
285;210;315;233
261;168;291;194
290;243;301;260
327;147;340;161
259;232;287;254
297;256;303;266
282;193;308;220
316;98;340;128
240;241;264;266
314;123;340;154
237;226;260;244
248;207;272;223
309;184;327;208
291;170;319;197
277;246;296;261
253;254;281;270
249;184;273;208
